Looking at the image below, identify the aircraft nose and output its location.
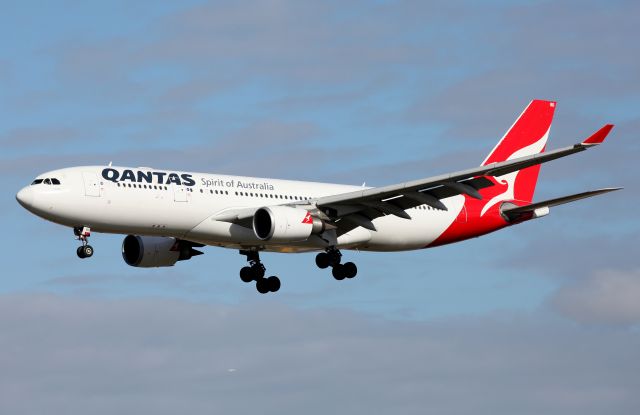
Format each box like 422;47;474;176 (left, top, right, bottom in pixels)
16;186;33;208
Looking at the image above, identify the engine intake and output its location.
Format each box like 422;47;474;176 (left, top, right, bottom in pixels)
253;206;325;242
122;235;203;267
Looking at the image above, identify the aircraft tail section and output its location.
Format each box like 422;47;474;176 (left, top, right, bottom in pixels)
481;99;556;204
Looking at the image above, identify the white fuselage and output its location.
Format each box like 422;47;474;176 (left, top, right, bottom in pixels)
16;166;466;253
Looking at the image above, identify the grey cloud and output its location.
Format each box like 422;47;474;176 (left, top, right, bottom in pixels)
0;293;638;415
549;268;640;326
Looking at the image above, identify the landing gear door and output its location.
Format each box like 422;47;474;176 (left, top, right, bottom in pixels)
82;172;101;197
173;185;188;202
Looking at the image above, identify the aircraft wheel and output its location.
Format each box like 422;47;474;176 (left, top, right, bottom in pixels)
76;246;86;259
240;267;253;283
343;262;357;279
332;264;346;281
267;276;281;292
256;278;270;294
315;252;330;269
82;245;94;258
251;264;265;280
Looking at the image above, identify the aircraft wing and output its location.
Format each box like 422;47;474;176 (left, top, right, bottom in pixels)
213;207;258;228
213;124;613;234
312;124;614;233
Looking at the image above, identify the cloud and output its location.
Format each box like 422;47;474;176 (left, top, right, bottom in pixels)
549;269;640;326
0;293;638;415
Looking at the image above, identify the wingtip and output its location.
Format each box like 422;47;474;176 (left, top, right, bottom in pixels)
582;124;614;145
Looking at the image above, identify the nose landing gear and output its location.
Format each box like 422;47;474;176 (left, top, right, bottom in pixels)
316;247;357;280
239;250;280;294
74;226;94;259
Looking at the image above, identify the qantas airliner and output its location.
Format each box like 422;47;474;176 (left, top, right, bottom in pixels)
16;100;619;294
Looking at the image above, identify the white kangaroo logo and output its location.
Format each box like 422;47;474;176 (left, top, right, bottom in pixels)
480;128;550;217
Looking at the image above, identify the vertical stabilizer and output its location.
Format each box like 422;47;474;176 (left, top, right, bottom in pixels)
481;99;556;205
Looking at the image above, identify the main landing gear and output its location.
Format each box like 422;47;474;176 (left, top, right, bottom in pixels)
74;226;94;259
239;250;280;294
315;247;357;280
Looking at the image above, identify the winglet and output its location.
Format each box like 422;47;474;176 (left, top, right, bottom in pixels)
582;124;614;146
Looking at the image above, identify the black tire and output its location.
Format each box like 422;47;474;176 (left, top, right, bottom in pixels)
343;262;357;279
332;264;346;281
256;278;270;294
315;252;330;269
240;267;253;283
267;276;281;292
76;246;86;259
83;245;94;258
252;264;265;280
328;251;341;267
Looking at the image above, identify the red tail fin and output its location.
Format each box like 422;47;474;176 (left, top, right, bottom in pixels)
481;99;556;204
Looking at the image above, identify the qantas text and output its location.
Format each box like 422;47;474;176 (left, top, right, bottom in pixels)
102;168;196;186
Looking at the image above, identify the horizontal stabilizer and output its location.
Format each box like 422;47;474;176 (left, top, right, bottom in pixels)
582;124;614;146
501;187;622;221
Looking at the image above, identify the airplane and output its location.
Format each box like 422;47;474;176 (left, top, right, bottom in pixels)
15;100;620;294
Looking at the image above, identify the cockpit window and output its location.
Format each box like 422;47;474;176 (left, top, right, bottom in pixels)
32;177;61;185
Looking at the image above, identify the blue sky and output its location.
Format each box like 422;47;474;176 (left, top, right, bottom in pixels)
0;1;639;414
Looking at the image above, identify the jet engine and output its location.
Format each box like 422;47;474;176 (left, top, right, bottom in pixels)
122;235;203;267
253;206;326;242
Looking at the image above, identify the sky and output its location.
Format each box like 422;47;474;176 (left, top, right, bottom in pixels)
0;0;639;414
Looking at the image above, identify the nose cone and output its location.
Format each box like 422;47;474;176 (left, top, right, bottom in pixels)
16;186;33;209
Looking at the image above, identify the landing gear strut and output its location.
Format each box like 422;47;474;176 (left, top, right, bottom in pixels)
239;250;280;294
74;226;94;259
315;247;357;280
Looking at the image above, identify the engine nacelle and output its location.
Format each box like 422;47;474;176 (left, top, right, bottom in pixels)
122;235;202;268
253;206;325;242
